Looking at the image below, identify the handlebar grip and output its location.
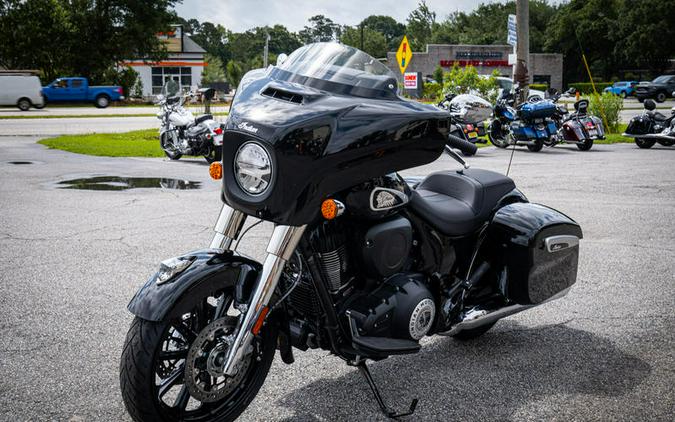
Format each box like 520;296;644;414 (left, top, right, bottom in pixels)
446;134;478;156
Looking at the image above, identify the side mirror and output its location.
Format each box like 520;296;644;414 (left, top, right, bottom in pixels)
276;53;288;66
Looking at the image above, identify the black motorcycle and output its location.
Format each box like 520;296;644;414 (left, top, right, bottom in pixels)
120;43;583;421
623;99;675;149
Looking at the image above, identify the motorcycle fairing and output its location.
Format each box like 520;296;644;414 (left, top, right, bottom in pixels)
221;70;450;226
127;250;262;321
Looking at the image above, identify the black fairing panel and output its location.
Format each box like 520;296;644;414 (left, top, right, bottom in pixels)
127;250;262;321
221;69;450;226
487;203;583;305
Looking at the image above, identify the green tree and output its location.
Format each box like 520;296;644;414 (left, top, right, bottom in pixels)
406;1;436;51
299;15;341;43
611;0;675;75
442;64;500;103
0;0;177;83
226;60;244;88
433;65;444;85
201;54;227;84
340;26;387;58
360;15;406;50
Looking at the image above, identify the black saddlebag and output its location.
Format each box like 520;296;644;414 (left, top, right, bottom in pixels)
625;115;652;135
487;202;583;305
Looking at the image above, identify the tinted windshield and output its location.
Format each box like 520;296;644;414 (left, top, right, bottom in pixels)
271;42;398;99
653;76;671;83
161;80;180;97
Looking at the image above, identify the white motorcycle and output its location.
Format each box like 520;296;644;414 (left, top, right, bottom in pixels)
156;81;223;163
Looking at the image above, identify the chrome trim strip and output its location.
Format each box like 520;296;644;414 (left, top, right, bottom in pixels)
545;235;579;253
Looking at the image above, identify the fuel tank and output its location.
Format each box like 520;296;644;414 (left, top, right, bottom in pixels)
221;67;450;226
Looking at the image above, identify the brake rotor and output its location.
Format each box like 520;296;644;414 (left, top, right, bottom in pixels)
185;317;253;403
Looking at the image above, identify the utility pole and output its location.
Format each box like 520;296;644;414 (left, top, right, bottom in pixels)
515;0;530;103
263;32;270;67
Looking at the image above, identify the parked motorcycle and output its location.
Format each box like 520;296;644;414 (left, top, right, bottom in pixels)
120;43;583;421
438;93;491;156
622;99;675;149
157;81;223;163
548;89;605;151
488;86;559;152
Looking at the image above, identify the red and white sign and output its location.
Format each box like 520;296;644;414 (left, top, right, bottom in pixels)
404;72;418;89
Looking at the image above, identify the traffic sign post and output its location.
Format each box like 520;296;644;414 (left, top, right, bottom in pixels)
507;14;517;46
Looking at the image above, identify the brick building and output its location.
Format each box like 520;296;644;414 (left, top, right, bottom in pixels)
386;44;563;91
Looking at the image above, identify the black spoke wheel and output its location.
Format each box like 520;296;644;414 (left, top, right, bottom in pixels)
120;291;277;422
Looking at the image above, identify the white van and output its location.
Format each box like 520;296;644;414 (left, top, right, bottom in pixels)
0;72;45;110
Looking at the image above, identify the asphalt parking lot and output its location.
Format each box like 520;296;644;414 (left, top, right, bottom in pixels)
0;136;673;421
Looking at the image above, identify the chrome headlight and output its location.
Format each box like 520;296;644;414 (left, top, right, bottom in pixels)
234;141;272;195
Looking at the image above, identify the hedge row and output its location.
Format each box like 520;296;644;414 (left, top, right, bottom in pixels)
530;83;548;91
568;82;613;94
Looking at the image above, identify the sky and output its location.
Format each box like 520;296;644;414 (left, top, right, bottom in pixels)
174;0;523;33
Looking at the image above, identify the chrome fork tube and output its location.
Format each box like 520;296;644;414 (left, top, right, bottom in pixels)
222;224;306;376
210;204;247;250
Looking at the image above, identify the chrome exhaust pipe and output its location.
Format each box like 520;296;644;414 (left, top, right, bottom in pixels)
439;287;571;337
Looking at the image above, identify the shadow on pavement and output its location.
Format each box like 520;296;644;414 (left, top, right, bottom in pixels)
276;322;651;421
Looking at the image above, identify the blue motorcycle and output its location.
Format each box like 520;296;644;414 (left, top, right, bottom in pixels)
488;88;559;152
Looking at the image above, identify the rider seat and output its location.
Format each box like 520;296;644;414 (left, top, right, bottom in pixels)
647;110;667;122
410;169;516;237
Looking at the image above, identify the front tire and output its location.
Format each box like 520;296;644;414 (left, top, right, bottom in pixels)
488;120;510;148
635;138;655;149
577;138;594;151
120;293;277;422
620;91;627;99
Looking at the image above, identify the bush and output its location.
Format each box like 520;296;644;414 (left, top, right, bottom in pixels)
586;92;624;133
530;83;548;91
422;82;442;100
441;64;500;103
433;65;444;85
568;82;613;94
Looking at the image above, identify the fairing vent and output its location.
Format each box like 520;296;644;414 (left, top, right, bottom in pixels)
262;87;303;104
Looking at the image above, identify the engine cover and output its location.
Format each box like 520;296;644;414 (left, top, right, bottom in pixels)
344;274;435;341
361;216;412;278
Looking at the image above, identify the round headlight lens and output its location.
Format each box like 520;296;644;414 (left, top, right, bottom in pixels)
234;142;272;195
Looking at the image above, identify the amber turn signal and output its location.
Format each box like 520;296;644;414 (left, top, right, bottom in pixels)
209;162;222;180
321;199;344;220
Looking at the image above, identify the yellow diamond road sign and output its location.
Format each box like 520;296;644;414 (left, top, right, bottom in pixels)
396;35;413;74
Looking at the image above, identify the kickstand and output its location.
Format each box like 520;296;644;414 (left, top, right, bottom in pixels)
356;362;418;419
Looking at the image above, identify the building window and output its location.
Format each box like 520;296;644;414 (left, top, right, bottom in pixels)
151;66;194;94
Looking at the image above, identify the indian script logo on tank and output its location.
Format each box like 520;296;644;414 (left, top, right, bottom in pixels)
237;122;259;134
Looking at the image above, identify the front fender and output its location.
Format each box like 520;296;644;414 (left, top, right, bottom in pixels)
127;249;262;322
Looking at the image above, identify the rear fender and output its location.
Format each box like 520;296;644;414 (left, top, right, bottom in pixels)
127;249;262;321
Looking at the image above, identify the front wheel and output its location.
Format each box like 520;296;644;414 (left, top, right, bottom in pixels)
488;120;510;148
577;138;594;151
120;291;277;422
620;91;627;99
635;138;655;149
